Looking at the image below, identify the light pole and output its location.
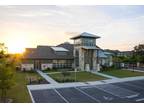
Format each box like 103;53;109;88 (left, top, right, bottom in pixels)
75;69;76;82
132;50;135;72
74;55;77;82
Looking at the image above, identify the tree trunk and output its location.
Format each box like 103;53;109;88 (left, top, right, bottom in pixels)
1;89;4;102
1;89;7;103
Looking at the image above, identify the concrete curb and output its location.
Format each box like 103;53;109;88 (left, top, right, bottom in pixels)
27;86;35;103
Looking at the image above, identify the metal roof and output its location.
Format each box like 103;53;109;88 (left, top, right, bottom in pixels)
96;50;107;58
71;32;100;39
22;43;74;60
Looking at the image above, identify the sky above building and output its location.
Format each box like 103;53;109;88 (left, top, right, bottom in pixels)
0;5;144;53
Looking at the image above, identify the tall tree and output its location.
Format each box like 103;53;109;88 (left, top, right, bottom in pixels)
134;44;144;55
0;43;8;58
134;44;144;63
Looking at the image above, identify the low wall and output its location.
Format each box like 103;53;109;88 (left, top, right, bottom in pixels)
21;64;34;71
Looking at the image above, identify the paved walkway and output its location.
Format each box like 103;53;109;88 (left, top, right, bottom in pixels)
28;74;144;91
29;70;144;91
123;69;144;73
46;72;62;74
92;71;119;79
36;70;58;84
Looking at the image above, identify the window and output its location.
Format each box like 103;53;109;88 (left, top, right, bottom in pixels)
82;38;95;46
74;39;82;45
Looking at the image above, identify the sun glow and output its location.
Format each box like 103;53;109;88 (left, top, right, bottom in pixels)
6;33;29;54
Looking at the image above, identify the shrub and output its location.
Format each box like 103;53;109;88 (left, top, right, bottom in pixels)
101;65;116;71
54;78;76;83
44;68;57;72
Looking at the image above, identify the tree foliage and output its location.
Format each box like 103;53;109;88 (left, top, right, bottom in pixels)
0;43;15;102
113;44;144;64
134;44;144;55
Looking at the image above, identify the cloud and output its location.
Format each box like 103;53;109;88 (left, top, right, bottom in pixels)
95;15;144;51
16;12;52;17
0;6;143;51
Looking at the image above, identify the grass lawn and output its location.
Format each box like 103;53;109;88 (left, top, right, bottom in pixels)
6;71;44;103
49;71;107;82
101;69;144;78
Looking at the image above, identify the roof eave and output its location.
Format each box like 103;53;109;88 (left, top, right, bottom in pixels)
71;36;100;40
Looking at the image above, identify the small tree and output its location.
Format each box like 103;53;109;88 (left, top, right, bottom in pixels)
0;59;15;102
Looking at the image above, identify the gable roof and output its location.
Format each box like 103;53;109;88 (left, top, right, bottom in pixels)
71;32;100;39
22;43;74;60
57;42;74;52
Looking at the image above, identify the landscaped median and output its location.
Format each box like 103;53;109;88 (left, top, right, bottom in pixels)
48;71;108;83
101;69;144;78
6;70;49;103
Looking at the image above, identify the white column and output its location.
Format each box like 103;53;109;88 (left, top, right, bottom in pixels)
93;50;97;71
79;48;85;71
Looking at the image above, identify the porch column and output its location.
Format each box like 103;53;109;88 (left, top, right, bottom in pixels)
79;48;85;71
93;50;97;71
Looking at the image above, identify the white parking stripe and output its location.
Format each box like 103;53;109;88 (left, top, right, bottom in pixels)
75;87;101;102
95;84;139;98
27;87;35;103
126;94;139;98
125;82;144;90
136;98;144;102
54;89;69;103
94;86;123;98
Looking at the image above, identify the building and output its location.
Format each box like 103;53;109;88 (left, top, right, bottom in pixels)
21;43;74;71
104;49;133;57
97;50;113;67
21;32;112;71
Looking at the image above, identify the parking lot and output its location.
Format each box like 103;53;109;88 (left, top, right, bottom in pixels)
30;79;144;103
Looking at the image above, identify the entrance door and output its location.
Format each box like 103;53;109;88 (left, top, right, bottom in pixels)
84;49;93;70
34;60;41;70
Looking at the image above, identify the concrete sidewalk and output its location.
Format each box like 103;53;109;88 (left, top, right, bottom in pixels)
29;70;144;91
36;70;58;84
27;75;144;91
93;72;119;79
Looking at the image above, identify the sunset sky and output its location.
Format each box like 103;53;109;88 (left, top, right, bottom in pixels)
0;5;144;53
